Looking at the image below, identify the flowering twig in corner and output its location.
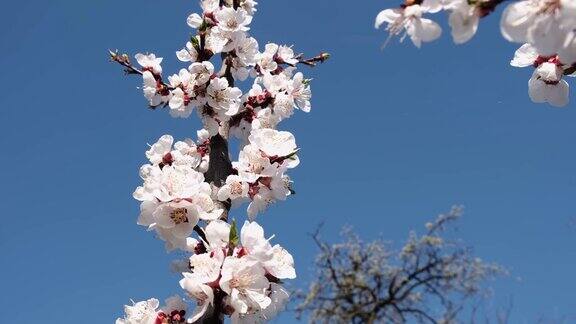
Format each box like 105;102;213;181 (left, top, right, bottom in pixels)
375;0;576;107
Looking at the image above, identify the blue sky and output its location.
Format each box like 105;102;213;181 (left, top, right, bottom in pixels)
1;0;575;323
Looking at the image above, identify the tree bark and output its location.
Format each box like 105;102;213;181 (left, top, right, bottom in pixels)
204;134;234;187
193;134;232;324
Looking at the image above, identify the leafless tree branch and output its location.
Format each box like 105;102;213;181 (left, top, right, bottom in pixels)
295;206;506;324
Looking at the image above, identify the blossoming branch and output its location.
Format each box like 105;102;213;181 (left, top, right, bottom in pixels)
110;0;328;323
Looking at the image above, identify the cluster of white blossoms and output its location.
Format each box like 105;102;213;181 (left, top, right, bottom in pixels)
224;128;299;219
375;0;576;107
133;132;219;252
116;296;188;324
113;0;327;322
132;0;318;131
116;221;294;324
180;221;293;323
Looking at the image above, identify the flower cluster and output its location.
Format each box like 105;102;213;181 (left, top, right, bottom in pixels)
224;128;299;219
116;295;187;324
375;0;576;107
180;220;294;323
129;0;319;135
133;132;219;252
113;0;327;322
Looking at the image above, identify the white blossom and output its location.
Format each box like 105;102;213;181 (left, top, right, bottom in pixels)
135;53;163;74
528;62;569;107
207;77;243;116
510;43;569;107
291;72;312;112
268;168;293;200
240;221;296;279
134;164;204;203
205;30;229;54
203;219;232;250
187;13;203;29
177;41;199;63
218;174;250;202
240;0;258;15
249;128;297;158
247;186;275;219
180;252;223;322
141;71;166;107
375;1;442;48
172;139;202;169
233;144;276;182
201;0;220;13
256;43;279;74
252;108;280;131
510;43;539;67
116;298;160;324
216;7;253;33
235;35;259;66
445;0;480;44
189;61;214;85
146;135;174;165
168;69;196;118
220;257;272;314
230;283;289;324
500;0;566;56
276;45;299;65
144;135;203;169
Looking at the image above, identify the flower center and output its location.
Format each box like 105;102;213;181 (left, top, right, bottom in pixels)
230;182;243;195
229;274;252;289
214;90;226;103
170;208;189;224
227;19;239;29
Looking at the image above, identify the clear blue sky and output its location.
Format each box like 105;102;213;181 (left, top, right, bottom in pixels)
1;0;575;323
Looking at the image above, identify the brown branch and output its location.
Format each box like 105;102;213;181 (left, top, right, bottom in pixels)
288;52;331;67
221;53;235;87
399;307;439;324
203;133;234;189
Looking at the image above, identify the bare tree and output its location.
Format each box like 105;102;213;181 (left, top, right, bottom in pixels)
296;206;505;324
